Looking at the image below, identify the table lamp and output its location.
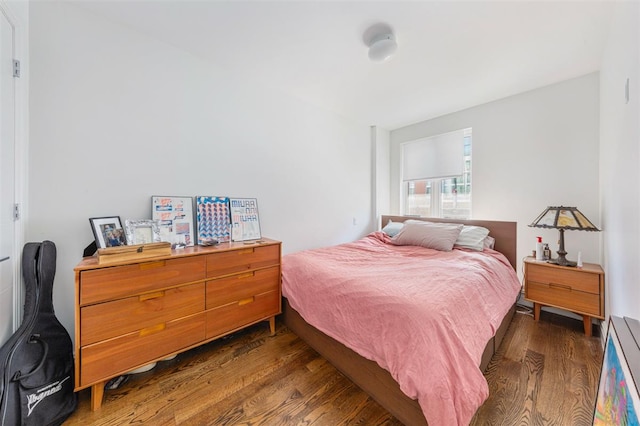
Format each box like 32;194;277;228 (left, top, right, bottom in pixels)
529;206;600;267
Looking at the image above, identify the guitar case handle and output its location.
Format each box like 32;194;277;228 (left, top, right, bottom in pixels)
10;335;49;382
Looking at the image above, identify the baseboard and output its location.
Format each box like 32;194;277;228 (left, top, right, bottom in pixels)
599;319;607;348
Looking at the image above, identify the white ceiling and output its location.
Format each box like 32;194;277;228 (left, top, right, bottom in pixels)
71;1;615;130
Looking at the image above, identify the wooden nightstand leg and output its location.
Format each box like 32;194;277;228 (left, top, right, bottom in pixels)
533;303;541;321
90;381;105;411
583;316;592;337
268;316;276;336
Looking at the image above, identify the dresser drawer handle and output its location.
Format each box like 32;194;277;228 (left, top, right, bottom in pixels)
549;283;572;291
139;323;166;336
237;272;254;280
237;249;254;255
238;297;255;306
139;291;165;302
139;261;166;270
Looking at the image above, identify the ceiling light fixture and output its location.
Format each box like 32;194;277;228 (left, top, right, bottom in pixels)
368;33;397;62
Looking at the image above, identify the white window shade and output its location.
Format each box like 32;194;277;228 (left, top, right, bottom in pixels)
402;129;465;181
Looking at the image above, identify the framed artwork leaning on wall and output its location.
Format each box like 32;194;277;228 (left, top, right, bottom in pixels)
593;316;640;425
196;196;231;244
151;196;195;247
230;198;261;242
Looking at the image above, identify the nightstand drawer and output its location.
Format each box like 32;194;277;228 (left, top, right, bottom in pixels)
527;281;601;316
527;263;600;294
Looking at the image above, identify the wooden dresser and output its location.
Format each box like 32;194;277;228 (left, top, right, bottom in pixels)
524;256;604;336
74;238;281;410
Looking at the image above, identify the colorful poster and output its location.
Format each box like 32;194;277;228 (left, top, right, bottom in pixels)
594;320;640;426
152;196;195;247
230;198;261;241
196;196;231;244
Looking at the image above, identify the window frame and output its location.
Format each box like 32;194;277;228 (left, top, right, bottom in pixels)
401;130;472;219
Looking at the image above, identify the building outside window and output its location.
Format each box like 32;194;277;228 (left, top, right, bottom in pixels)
402;129;471;219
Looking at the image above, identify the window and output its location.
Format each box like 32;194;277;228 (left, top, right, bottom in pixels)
402;129;471;219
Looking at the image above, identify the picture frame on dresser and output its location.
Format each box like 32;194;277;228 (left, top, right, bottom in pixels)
196;196;231;244
230;198;261;242
89;216;126;248
124;219;161;245
151;196;195;247
593;316;640;425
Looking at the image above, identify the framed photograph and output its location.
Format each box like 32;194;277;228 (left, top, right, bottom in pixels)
196;196;231;244
230;198;262;241
151;196;195;247
124;219;161;245
593;316;640;425
89;216;126;249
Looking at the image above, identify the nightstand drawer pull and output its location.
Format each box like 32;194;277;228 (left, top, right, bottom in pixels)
549;282;572;291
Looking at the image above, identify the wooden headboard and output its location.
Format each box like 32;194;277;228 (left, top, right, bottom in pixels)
381;215;518;270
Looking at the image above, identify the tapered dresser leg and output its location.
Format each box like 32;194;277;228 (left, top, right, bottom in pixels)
269;316;276;336
90;381;105;411
583;316;592;337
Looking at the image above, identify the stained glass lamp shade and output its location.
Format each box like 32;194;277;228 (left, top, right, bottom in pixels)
529;206;600;267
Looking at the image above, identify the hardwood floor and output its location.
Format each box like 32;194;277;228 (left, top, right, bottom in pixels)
65;309;603;425
470;308;603;426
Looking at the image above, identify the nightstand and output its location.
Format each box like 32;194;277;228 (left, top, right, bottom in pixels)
524;256;604;336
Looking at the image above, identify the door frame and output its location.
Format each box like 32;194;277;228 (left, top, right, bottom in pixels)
0;0;27;332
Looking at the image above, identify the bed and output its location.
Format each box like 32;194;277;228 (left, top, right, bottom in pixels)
281;215;520;425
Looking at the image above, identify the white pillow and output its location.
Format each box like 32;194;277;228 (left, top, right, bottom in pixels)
381;220;404;237
483;235;496;250
391;221;463;251
454;225;491;251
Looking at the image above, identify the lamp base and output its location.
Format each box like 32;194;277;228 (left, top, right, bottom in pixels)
548;258;577;267
550;239;577;267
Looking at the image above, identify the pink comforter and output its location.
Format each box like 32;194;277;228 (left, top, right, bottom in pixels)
281;231;521;425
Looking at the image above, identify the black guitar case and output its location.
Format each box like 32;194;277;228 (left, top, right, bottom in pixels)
0;241;77;425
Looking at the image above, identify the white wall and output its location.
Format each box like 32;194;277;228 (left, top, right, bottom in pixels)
28;2;373;340
390;73;601;281
599;1;640;320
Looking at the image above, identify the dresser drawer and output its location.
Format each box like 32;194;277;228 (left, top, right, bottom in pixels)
206;266;279;309
80;256;206;305
205;290;280;339
527;281;601;316
80;312;206;387
527;263;600;294
81;283;205;346
206;245;279;278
